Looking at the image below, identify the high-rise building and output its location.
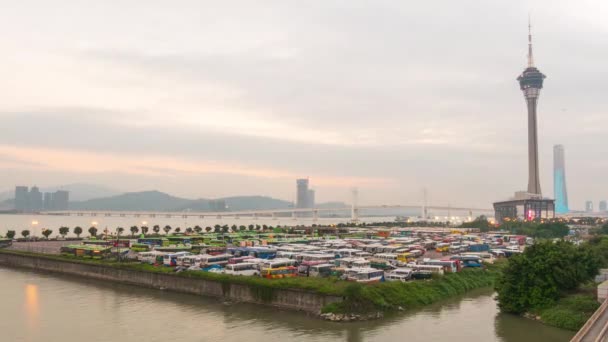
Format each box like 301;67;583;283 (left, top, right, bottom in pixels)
14;186;29;211
585;201;594;213
600;200;607;212
29;186;43;212
52;190;69;210
296;179;310;208
12;186;69;212
307;189;315;208
43;192;53;210
517;21;546;196
553;145;569;214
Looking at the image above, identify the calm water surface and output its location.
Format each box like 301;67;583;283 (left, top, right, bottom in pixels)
0;213;394;237
0;267;574;342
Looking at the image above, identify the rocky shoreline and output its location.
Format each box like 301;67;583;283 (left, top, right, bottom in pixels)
320;311;384;322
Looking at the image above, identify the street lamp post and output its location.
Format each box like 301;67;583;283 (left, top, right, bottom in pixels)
30;220;39;253
115;227;122;262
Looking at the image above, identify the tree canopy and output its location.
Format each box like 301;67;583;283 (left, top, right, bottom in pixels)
496;240;600;314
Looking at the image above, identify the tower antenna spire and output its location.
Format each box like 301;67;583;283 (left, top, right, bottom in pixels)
528;15;534;67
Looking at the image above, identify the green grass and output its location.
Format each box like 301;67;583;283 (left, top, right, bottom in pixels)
322;266;500;314
531;294;600;331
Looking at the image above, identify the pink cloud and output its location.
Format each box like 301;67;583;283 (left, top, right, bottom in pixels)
0;144;394;188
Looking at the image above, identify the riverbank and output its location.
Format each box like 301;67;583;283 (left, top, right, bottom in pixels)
0;249;502;320
321;263;501;316
523;291;600;331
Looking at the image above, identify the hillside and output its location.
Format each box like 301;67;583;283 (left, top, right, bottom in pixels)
69;191;193;211
69;191;297;212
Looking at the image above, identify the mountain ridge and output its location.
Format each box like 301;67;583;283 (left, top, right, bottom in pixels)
68;190;347;212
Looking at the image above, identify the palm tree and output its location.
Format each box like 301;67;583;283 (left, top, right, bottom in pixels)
231;224;238;232
221;226;229;233
21;230;30;239
248;224;254;231
214;224;221;233
117;227;125;235
175;227;181;234
153;225;160;235
194;226;203;234
239;225;246;232
141;226;149;235
130;226;139;236
186;227;193;234
6;230;15;239
163;225;172;235
74;226;83;238
205;226;212;233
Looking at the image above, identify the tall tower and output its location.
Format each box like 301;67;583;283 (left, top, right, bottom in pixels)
517;19;546;196
553;145;569;213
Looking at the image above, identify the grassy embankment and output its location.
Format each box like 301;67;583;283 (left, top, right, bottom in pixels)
0;249;502;314
530;293;599;331
525;280;600;331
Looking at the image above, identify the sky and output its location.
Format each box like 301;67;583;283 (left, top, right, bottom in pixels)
1;1;607;209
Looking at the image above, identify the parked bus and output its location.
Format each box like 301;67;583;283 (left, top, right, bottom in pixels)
435;243;450;253
421;259;460;273
298;260;327;275
200;254;231;267
205;246;227;255
137;251;166;264
228;256;255;264
334;249;360;258
137;237;165;247
308;263;335;277
297;253;335;263
60;244;112;259
262;266;298;279
345;268;384;283
408;264;444;275
260;258;296;271
462;252;494;264
224;262;260;276
336;258;370;269
179;255;206;267
163;252;191;266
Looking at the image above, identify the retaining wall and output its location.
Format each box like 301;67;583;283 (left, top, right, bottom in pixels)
0;252;342;314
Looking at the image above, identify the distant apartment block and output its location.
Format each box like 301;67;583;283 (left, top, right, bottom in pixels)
296;178;315;209
600;200;607;212
13;186;69;212
585;201;594;213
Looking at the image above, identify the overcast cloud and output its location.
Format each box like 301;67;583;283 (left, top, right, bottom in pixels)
1;0;607;208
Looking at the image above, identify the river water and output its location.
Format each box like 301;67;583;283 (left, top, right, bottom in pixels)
0;213;396;237
0;267;574;342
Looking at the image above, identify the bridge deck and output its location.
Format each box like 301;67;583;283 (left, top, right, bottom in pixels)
571;298;608;342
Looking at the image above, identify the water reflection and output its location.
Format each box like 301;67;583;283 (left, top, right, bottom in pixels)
2;268;575;342
24;283;40;339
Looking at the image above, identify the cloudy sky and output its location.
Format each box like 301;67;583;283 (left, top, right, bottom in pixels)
1;1;607;208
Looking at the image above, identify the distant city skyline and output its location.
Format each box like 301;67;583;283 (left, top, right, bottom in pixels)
1;1;607;209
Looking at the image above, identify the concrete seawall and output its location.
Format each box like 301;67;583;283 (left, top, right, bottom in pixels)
0;253;342;314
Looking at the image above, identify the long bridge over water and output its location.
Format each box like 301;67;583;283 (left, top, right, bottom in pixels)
40;204;494;222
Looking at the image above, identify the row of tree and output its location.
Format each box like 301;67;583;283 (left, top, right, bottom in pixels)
460;215;571;238
2;224;288;240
